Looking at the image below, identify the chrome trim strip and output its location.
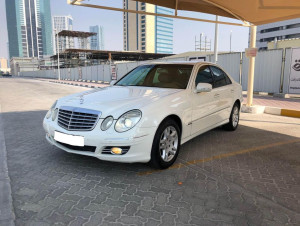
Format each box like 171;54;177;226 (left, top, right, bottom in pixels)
191;106;230;123
60;106;101;116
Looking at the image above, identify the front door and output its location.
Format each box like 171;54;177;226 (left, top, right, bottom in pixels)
191;65;220;135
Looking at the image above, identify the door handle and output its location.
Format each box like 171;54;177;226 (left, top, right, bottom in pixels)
231;89;234;93
214;94;220;98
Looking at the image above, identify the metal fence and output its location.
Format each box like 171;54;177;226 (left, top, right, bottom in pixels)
241;49;284;93
207;52;242;83
20;48;293;94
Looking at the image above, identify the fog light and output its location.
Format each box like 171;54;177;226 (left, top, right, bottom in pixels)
111;147;123;155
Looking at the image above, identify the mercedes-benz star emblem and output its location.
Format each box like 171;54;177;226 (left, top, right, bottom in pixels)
79;95;84;104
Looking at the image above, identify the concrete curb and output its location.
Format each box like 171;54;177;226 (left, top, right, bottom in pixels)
265;106;300;118
242;91;272;96
242;104;300;118
49;81;99;89
242;91;300;99
47;80;111;89
0;105;15;226
60;79;110;84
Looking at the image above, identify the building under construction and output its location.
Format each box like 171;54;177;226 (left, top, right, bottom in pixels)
51;30;173;68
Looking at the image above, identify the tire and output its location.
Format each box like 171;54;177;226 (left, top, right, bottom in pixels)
149;119;181;169
223;102;240;131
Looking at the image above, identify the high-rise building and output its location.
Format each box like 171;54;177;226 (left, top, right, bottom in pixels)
5;0;53;58
256;18;300;50
52;15;73;54
39;0;53;56
123;0;174;54
89;25;104;50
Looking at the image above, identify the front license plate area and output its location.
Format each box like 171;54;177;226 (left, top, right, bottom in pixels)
54;131;84;147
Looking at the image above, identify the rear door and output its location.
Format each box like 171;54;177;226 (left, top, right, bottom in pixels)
210;66;233;122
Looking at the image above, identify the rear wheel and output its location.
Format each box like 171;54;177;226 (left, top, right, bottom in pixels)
149;119;181;169
223;102;240;131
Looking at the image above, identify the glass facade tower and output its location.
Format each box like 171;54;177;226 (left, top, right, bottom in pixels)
155;7;173;54
123;0;173;54
5;0;53;58
89;25;105;50
39;0;53;56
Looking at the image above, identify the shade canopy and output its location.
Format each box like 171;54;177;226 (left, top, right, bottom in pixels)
136;0;300;25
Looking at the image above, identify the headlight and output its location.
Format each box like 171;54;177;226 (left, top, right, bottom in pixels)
115;110;142;132
46;100;58;119
101;116;114;131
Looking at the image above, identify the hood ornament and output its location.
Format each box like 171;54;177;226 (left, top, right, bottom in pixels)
79;95;84;104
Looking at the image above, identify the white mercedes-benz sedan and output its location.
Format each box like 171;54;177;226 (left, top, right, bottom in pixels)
43;62;242;168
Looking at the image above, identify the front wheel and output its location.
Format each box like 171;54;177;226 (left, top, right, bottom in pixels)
149;119;181;169
223;102;240;131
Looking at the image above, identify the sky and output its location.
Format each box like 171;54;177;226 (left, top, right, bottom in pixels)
0;0;250;59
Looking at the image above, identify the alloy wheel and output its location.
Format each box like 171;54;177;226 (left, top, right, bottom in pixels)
159;126;178;162
232;106;239;128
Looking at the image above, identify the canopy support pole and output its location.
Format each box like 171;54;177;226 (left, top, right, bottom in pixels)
246;25;257;106
214;16;219;63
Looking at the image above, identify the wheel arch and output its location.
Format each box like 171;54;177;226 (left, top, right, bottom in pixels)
234;99;241;109
160;114;182;135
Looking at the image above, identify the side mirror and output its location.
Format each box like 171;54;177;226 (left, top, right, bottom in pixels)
195;83;212;93
110;80;116;86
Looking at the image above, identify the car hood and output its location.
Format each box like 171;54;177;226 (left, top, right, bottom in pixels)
58;86;182;118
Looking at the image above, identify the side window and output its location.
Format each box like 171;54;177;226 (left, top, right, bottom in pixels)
210;66;231;88
195;66;213;86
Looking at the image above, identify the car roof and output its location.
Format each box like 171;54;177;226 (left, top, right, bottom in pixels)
141;61;217;67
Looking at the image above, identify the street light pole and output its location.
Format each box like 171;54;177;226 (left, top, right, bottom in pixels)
55;29;61;80
200;33;202;51
214;16;219;63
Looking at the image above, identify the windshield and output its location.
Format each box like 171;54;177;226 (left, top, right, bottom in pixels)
115;64;193;89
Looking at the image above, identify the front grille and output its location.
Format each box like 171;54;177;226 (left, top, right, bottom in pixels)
57;106;101;131
57;141;96;152
102;146;130;155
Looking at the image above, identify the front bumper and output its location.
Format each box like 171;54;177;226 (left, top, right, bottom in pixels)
43;117;156;163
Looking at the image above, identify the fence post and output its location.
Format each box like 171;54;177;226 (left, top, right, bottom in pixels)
239;52;242;85
279;48;286;93
102;64;104;82
96;65;98;82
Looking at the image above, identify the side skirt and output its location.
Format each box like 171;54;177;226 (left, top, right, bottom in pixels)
181;119;229;145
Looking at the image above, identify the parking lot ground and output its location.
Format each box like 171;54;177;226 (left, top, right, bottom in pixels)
1;77;300;226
